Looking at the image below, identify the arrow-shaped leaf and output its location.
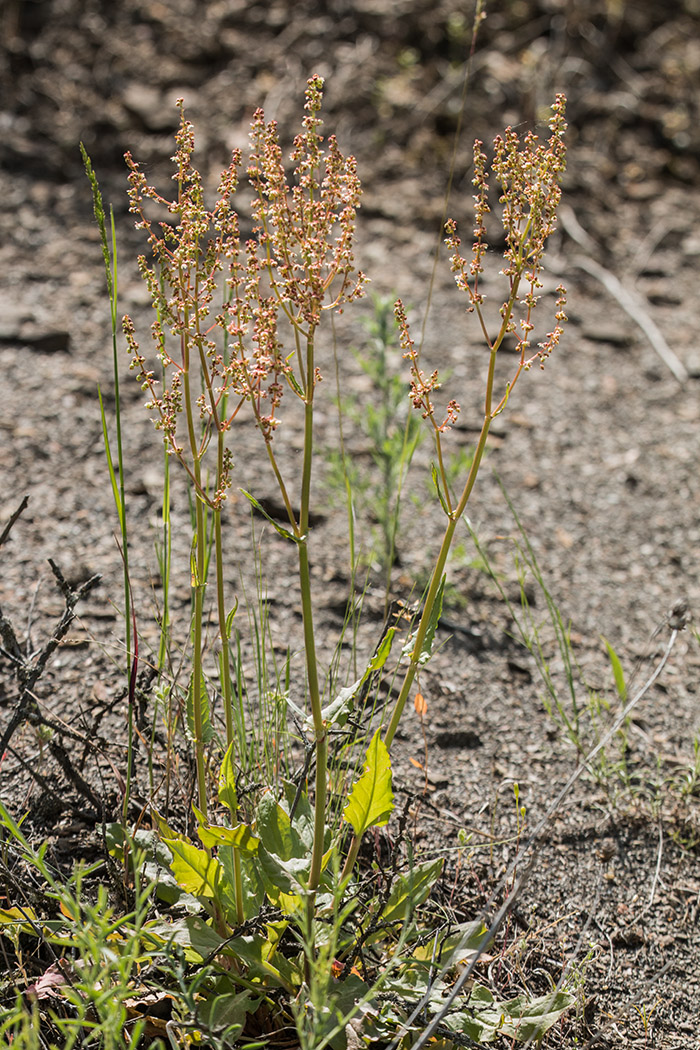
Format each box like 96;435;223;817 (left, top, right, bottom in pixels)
164;838;221;899
343;729;394;837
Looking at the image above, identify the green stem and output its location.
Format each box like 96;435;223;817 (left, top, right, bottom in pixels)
182;319;208;818
297;332;326;894
191;487;208;817
384;347;498;749
215;433;234;749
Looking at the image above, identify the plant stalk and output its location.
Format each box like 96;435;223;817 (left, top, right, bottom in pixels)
384;347;498;748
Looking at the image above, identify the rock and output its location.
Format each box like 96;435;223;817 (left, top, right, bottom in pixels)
0;325;71;353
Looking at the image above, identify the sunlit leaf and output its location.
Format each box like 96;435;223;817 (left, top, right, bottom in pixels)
164;838;221;898
217;742;238;814
343;729;394;837
446;984;575;1043
194;811;259;854
240;490;299;543
602;635;627;701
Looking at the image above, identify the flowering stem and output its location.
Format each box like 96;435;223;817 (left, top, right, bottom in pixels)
181;304;209;817
384;347;497;749
297;332;327;894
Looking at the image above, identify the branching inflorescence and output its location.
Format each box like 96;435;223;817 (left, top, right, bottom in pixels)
123;76;366;501
384;96;568;747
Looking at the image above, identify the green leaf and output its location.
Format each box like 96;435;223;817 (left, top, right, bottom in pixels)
218;846;266;922
218;741;239;814
256;794;298;861
379;857;443;927
224;600;238;639
0;906;39;935
369;626;398;673
182;915;226;960
602;635;627;701
197;978;260;1039
105;824;194;907
446;984;575;1043
164;838;221;899
194;812;259;854
285;368;304;399
257;849;305;900
281;782;315;851
144;916;223;964
343;729;394;837
219;928;300;990
411;920;488;968
431;463;451;517
240;489;300;543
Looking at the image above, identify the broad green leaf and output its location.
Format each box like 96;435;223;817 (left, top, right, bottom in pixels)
183;915;226;960
218;846;266;923
194;812;259;854
379;857;443;927
256;792;318;861
256;794;298;861
281;782;315;850
219;928;300;990
197;978;260;1038
105;824;193;907
382;962;447;1001
446;984;575;1043
257;848;311;900
149;813;188;843
343;729;394;837
0;906;38;934
217;742;238;814
144;916;225;964
369;626;398;672
164;838;221;899
240;490;300;543
602;635;627;701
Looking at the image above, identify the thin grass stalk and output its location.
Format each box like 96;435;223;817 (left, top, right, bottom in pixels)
80;149;137;827
382;400;419;616
331;318;359;603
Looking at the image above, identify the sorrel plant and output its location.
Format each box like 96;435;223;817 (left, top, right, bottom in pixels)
90;76;569;1035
